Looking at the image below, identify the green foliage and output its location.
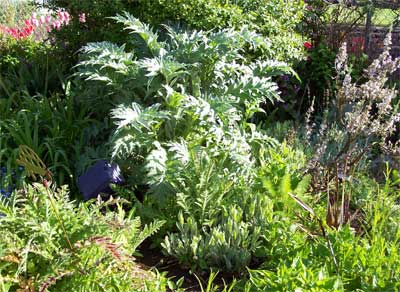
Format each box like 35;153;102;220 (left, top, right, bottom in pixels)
196;271;239;292
145;130;310;273
0;36;66;97
244;176;400;291
76;13;287;114
131;0;306;62
75;15;305;273
3;3;399;291
290;42;370;117
159;141;271;272
41;0;131;66
280;42;337;118
0;183;165;291
0;90;109;192
43;0;306;65
0;0;35;27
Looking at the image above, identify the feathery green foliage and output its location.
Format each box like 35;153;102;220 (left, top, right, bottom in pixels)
0;183;166;291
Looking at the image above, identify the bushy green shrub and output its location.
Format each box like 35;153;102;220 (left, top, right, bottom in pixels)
43;0;307;65
0;183;165;291
293;42;336;113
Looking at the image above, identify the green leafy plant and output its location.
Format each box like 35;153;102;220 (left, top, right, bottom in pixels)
0;0;35;28
0;183;165;291
293;42;336;115
0;37;66;97
76;13;288;113
245;172;400;291
74;14;305;273
0;89;108;190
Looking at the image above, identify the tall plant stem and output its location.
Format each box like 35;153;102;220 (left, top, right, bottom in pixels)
44;181;74;252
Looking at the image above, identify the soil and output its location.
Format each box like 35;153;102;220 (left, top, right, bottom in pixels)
135;240;235;291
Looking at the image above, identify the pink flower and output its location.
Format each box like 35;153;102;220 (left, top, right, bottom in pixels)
304;41;312;50
79;13;86;23
23;25;33;36
52;20;61;30
64;13;71;25
3;9;78;41
31;18;40;27
57;11;65;22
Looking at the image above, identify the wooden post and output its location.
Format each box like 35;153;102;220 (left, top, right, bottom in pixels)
364;4;373;55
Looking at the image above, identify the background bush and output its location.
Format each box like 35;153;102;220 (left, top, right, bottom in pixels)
43;0;307;65
0;37;66;97
0;0;34;28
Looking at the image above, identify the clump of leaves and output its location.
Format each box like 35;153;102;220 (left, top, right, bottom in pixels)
75;12;290;115
0;183;165;291
42;0;306;67
76;12;293;183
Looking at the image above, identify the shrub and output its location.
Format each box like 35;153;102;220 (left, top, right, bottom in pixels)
0;0;35;28
43;0;307;65
293;42;336;115
0;36;66;96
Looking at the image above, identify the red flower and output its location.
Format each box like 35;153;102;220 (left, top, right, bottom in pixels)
304;41;312;50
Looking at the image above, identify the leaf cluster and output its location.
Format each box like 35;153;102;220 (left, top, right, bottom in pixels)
0;183;165;291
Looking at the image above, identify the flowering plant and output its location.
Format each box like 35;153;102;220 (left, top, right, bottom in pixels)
0;10;86;41
306;33;400;189
304;41;312;49
0;166;24;199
